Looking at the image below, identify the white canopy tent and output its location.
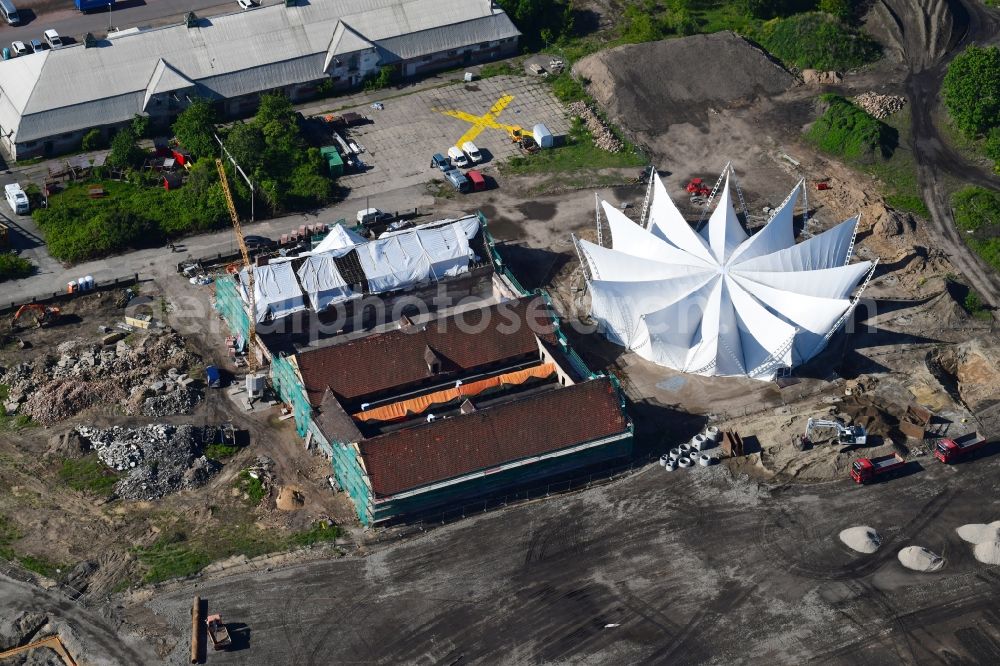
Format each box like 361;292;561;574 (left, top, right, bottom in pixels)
313;224;366;254
578;167;876;380
238;261;309;323
356;219;476;294
297;251;358;313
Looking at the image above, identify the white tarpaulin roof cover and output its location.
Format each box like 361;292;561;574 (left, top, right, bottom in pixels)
239;261;309;323
356;218;477;293
579;168;875;380
313;224;366;254
297;252;358;312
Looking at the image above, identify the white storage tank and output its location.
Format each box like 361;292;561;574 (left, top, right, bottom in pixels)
533;123;554;149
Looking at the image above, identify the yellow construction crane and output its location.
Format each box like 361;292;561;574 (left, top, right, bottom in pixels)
216;158;257;374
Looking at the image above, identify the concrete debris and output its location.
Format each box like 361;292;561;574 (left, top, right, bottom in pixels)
0;331;202;425
853;92;907;120
567;100;623;153
75;424;220;500
0;611;48;651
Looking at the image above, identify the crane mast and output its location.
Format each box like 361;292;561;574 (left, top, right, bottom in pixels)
216;158;257;375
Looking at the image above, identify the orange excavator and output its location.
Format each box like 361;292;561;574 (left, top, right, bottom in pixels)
12;303;60;329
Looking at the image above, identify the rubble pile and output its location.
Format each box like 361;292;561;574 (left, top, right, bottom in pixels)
568;101;623;153
0;331;202;425
853;92;907;120
76;424;220;500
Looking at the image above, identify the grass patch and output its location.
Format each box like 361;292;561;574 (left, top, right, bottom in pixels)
0;252;34;282
287;521;340;548
59;453;118;496
547;71;589;104
752;12;881;71
0;392;35;432
204;443;240;461
951;186;1000;274
0;514;64;579
479;60;523;79
134;530;212;584
806;94;897;160
502;118;645;175
236;469;267;505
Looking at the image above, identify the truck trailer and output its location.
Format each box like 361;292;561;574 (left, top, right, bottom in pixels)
76;0;115;11
850;453;906;484
934;432;987;464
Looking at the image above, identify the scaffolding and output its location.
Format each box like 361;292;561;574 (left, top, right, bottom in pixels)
214;275;250;342
271;355;313;438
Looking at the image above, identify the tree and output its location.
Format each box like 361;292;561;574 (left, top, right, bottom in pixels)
172;100;217;160
81;128;104;151
107;127;143;169
943;46;1000;139
984;126;1000;172
131;114;151;139
819;0;852;20
225;122;266;175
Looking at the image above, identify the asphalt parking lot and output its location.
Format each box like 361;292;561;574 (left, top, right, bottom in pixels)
333;75;571;194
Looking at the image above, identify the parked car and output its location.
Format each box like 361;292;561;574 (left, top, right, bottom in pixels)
430;153;451;172
237;0;257;8
243;235;272;250
29;39;44;53
461;141;483;164
0;0;21;26
356;207;393;226
443;167;470;193
447;145;469;168
43;29;63;49
466;169;486;192
11;41;27;57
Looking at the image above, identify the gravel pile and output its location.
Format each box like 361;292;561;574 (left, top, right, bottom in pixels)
839;526;881;554
898;546;945;572
567;101;623;153
853;92;907;120
0;331;201;425
76;424;220;500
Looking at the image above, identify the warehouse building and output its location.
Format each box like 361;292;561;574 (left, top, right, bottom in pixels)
0;0;520;160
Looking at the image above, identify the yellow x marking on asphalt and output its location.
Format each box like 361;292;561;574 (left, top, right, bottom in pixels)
439;94;519;148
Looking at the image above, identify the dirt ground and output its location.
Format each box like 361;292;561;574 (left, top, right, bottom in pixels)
0;282;354;598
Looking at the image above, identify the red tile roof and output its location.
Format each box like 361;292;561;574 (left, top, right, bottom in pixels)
296;297;556;406
359;378;630;497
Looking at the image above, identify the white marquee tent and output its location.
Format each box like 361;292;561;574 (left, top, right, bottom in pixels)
577;166;876;380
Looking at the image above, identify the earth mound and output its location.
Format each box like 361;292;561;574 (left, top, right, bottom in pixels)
573;31;796;134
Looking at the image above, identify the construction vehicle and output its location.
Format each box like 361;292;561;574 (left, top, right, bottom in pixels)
12;304;60;328
206;614;232;651
804;418;867;446
216;158;258;386
850;453;906;484
508;126;540;154
685;178;711;197
934;432;988;464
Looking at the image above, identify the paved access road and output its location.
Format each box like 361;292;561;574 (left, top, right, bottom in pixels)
0;0;278;45
142;446;1000;665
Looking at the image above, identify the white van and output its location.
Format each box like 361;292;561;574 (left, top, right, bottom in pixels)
43;29;63;49
447;145;469;168
0;0;20;26
5;183;30;215
461;141;482;164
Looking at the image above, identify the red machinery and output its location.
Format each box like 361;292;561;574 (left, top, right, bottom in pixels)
934;433;987;464
11;304;60;329
686;178;710;197
850;453;906;484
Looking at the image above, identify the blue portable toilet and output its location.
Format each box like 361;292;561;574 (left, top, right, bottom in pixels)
205;365;222;388
2;48;10;61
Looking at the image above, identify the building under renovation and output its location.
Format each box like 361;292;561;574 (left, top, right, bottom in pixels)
214;213;633;524
0;0;519;160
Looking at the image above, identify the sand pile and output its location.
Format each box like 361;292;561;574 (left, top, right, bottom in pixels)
898;546;944;572
573;31;795;134
956;521;1000;565
839;526;881;553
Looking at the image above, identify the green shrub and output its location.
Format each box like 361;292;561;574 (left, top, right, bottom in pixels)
364;65;396;91
82;128;105;151
754;12;880;70
108;127;143;169
0;252;34;282
942;46;1000;139
204;443;240;460
59;454;118;496
236;469;267;505
951;186;1000;273
172;99;218;160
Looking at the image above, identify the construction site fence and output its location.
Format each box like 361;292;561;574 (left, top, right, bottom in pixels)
394;452;662;529
0;273;140;316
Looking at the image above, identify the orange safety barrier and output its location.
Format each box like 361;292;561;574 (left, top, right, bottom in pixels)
354;363;556;423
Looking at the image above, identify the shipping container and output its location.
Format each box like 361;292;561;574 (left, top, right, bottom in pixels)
76;0;115;11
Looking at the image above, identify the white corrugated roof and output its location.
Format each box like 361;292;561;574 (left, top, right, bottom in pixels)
0;0;518;142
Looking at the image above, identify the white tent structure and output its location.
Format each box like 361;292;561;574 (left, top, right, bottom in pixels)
313;224;366;254
238;261;309;323
356;218;477;294
577;166;877;380
297;252;358;312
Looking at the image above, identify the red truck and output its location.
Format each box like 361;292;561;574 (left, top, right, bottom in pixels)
934;432;987;464
850;453;906;484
